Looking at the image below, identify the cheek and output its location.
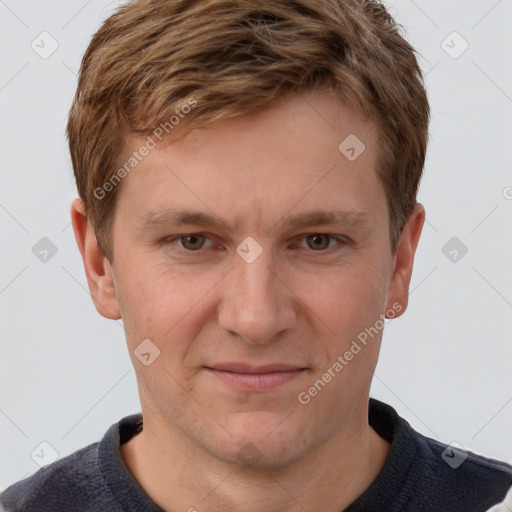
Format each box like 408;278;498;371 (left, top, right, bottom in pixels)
115;240;391;350
115;260;221;348
114;260;174;344
302;259;389;339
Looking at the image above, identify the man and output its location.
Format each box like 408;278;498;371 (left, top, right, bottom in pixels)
2;0;511;510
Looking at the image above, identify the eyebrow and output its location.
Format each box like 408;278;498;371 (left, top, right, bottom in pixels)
136;208;374;233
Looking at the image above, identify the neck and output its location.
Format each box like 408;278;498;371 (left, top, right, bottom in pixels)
121;396;389;512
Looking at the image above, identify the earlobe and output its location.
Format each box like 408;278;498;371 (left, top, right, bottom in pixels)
70;197;121;320
386;203;425;317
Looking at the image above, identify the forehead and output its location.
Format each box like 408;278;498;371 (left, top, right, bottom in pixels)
116;90;384;231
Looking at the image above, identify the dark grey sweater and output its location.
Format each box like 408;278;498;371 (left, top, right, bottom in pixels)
1;399;511;511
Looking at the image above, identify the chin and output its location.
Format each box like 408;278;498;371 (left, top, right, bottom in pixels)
218;440;305;470
211;413;314;469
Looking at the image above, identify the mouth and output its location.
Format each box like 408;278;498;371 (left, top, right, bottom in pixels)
204;363;308;391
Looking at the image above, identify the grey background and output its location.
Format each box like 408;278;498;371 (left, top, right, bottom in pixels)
1;0;511;490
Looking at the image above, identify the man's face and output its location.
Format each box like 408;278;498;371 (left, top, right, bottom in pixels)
105;91;408;467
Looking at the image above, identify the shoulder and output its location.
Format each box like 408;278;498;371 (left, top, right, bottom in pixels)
424;434;512;477
0;413;145;512
0;441;113;511
365;399;512;511
401;418;512;510
419;434;512;491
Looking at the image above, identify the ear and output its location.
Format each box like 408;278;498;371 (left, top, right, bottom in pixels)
71;197;121;320
386;203;425;318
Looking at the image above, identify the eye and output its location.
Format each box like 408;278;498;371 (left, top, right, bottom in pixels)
168;234;213;251
163;232;348;254
300;233;346;251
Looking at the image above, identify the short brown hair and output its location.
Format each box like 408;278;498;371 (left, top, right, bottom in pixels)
67;0;430;261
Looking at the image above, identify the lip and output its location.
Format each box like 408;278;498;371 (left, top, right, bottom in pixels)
208;363;306;374
205;363;307;391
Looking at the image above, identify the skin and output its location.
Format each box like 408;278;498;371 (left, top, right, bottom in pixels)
72;90;425;511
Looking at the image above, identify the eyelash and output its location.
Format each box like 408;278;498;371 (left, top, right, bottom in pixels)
162;233;349;255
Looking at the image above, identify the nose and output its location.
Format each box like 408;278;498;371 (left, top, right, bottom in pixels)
217;246;297;345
